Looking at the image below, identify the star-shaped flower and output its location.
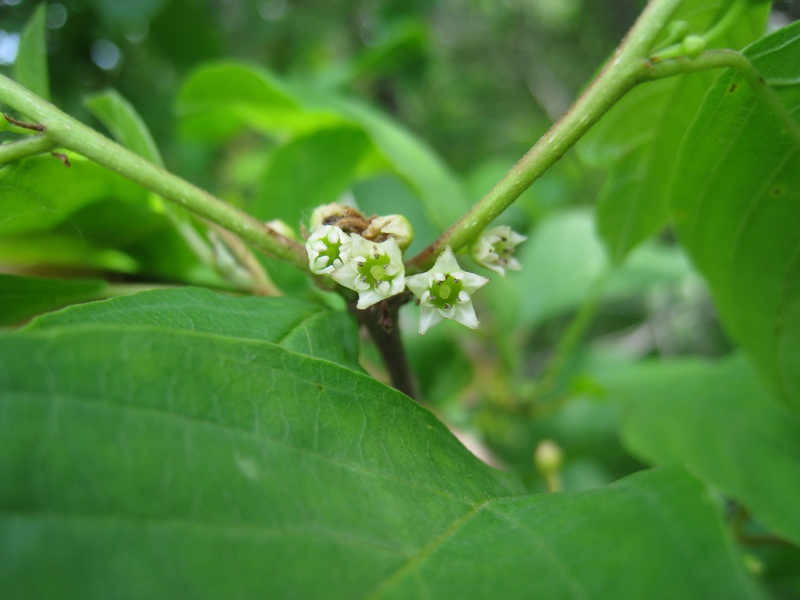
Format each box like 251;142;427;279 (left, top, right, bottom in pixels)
305;224;352;275
331;233;405;309
406;246;489;335
469;225;526;276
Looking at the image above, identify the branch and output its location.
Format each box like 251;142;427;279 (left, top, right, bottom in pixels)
407;0;686;272
642;49;800;148
0;73;307;270
0;133;55;163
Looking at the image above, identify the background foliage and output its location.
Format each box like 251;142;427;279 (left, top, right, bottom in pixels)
2;0;800;597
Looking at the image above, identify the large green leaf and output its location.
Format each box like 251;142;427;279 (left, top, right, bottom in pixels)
374;467;760;599
579;0;770;262
0;289;761;598
28;287;362;372
600;355;800;546
669;21;800;410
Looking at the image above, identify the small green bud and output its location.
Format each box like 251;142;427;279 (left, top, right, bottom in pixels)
535;439;564;493
362;214;415;249
265;219;298;241
666;20;691;42
742;553;764;576
535;439;564;475
681;35;706;59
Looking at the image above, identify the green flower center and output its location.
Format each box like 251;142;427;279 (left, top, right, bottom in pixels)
429;275;464;310
320;239;343;263
357;252;395;286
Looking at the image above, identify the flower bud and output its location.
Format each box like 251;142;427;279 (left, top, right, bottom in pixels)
265;219;298;241
666;20;691;42
362;214;415;249
309;203;349;230
681;35;705;59
535;439;564;475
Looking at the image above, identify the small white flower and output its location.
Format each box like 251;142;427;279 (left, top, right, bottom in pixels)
306;224;352;275
331;234;405;309
469;225;526;276
406;246;489;335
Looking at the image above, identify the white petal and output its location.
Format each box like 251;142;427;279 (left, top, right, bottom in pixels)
348;233;373;256
505;257;522;271
461;271;490;292
452;303;480;329
405;272;431;298
431;246;461;274
417;305;443;335
483;262;505;276
389;276;406;296
330;262;359;291
356;289;386;309
438;303;456;319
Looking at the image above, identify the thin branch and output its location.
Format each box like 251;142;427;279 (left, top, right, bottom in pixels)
406;0;686;272
0;134;55;163
0;73;307;270
642;49;800;148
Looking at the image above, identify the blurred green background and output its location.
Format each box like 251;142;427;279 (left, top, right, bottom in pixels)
2;0;799;493
1;0;647;174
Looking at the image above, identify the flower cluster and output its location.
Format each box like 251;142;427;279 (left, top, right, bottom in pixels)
304;205;525;334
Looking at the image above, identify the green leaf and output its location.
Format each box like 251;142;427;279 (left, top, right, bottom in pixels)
0;274;106;326
599;355;800;546
176;62;328;140
252;126;374;223
503;208;690;328
0;289;762;598
512;209;606;327
29;287;362;371
0;156;208;282
0;233;140;273
669;21;800;411
0;290;755;599
0;155;148;238
84;89;164;166
176;62;469;230
579;0;770;263
313;92;470;229
373;468;761;600
13;4;50;101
